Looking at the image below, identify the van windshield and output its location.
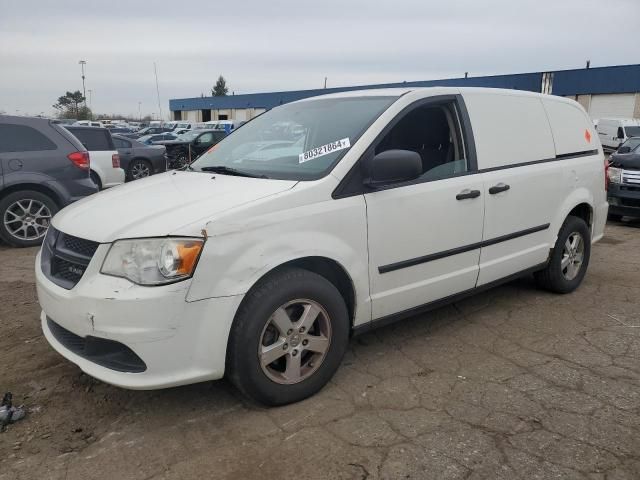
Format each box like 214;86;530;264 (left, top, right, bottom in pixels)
624;126;640;138
190;96;397;180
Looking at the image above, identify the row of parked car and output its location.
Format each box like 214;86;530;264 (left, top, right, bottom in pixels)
0;115;230;247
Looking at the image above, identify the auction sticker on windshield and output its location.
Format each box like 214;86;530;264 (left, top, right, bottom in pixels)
299;138;351;164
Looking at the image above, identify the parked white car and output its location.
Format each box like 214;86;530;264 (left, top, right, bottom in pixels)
73;120;104;128
37;87;607;405
65;126;125;189
596;118;640;151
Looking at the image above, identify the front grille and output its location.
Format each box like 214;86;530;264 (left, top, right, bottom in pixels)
41;227;99;289
622;169;640;186
620;197;640;208
51;257;86;284
62;234;99;257
47;318;147;373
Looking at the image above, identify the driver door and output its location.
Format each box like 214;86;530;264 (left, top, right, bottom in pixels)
364;97;485;320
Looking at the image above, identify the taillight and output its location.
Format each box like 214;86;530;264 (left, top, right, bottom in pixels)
67;151;90;170
112;154;120;168
604;158;610;191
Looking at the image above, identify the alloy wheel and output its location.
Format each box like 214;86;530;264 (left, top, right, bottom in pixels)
131;162;151;179
3;199;51;241
561;231;585;281
258;299;332;384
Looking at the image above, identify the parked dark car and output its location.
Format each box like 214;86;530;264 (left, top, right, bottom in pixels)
607;136;640;221
106;127;134;135
124;126;173;139
138;133;178;145
0;115;97;247
153;129;227;168
112;135;168;181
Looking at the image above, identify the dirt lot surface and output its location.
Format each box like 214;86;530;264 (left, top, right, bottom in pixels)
1;221;640;479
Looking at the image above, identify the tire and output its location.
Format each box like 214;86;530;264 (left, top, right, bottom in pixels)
534;215;591;294
127;158;153;181
90;171;102;190
226;267;350;406
0;190;58;247
608;213;623;222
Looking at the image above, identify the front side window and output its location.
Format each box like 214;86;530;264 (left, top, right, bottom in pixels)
191;96;398;180
374;101;468;182
0;124;57;153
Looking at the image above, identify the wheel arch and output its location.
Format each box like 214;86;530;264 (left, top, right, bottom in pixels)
0;182;63;207
553;188;595;241
567;202;593;228
242;256;357;329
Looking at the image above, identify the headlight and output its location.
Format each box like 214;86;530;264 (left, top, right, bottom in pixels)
608;166;622;184
101;237;204;285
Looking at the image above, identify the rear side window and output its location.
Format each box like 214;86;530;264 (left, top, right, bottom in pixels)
68;129;113;151
113;138;131;148
0;123;57;153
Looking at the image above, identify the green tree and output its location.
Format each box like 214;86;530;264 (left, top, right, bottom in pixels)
211;76;229;96
52;91;91;119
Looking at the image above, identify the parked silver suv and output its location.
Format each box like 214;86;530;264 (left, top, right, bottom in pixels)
0;115;97;247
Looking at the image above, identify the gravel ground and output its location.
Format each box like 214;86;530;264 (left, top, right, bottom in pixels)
1;220;640;480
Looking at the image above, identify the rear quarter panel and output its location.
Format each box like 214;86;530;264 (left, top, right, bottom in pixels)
542;97;607;243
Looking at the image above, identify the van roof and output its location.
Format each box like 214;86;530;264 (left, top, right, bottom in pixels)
294;86;570;103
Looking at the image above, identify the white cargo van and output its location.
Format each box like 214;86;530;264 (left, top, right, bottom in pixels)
596;118;640;151
36;88;607;405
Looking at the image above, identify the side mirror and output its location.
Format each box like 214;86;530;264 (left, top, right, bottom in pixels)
366;149;422;187
617;146;631;154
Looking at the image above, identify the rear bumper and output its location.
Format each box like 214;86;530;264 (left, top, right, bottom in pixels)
45;178;98;207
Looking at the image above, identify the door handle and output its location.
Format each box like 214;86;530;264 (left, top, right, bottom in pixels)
456;189;481;200
489;183;510;194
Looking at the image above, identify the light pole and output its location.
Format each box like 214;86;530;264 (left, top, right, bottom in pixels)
79;60;87;107
138;102;142;121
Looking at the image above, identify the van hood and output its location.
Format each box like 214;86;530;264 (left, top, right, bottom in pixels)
52;171;297;242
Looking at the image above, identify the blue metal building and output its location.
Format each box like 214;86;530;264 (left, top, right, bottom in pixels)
170;64;640;122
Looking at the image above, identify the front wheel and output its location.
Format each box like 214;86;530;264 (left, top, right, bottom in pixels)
226;267;349;406
534;215;591;294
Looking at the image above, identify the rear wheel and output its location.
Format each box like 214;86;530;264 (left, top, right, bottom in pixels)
0;190;58;247
608;213;623;222
227;267;349;406
534;215;591;293
127;158;153;181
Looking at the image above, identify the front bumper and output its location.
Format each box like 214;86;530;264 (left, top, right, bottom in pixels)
608;184;640;218
36;248;243;389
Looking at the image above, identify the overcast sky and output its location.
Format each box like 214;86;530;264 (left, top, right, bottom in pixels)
1;0;638;118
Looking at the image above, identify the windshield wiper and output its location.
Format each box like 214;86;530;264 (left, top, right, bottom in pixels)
199;165;268;178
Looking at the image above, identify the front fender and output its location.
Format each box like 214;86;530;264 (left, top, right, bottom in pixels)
186;195;371;326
